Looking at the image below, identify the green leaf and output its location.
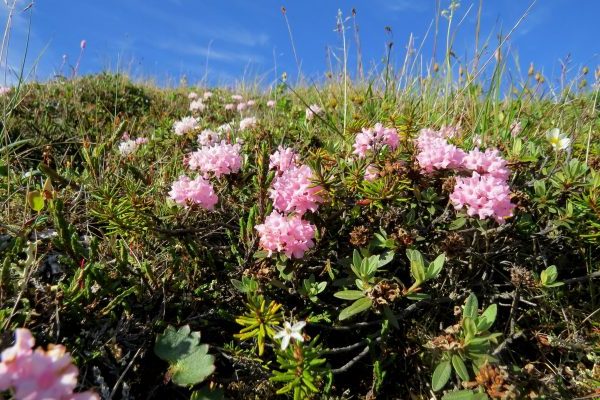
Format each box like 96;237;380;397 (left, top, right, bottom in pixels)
476;304;497;332
463;293;479;319
448;217;467;230
171;344;216;386
463;317;477;341
339;297;373;321
27;190;45;212
407;249;426;284
451;355;470;381
426;253;445;279
541;265;558;286
442;389;480;400
431;360;452;391
334;290;365;300
155;325;201;362
352;249;362;267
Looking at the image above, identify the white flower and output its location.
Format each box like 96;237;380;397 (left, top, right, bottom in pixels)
217;123;233;133
189;99;206;113
231;94;243;102
203;91;213;100
273;321;306;350
173;116;199;136
188;92;198;100
118;140;139;155
546;128;571;151
239;117;257;131
197;129;220;147
267;100;275;108
305;104;322;121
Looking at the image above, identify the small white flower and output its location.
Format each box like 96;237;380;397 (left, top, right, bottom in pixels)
118;140;139;155
188;92;199;100
546;128;571;151
239;117;257;131
203;91;213;100
189;99;206;113
305;104;322;121
273;321;306;350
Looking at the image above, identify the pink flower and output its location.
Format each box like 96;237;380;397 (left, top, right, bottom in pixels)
269;146;297;173
236;102;247;112
246;100;256;107
255;211;316;258
462;148;510;180
188;141;242;177
188;92;199;100
189;100;206;113
231;94;243;102
439;125;459;139
173;116;198;136
203;91;213;100
168;175;218;209
225;103;235;111
267;100;276;108
135;137;149;145
352;123;400;158
305;104;322;121
0;328;99;400
450;172;516;224
80;40;86;49
364;165;379;181
0;86;11;96
510;121;522;137
269;165;324;215
239;117;257;131
197;129;221;147
415;128;465;173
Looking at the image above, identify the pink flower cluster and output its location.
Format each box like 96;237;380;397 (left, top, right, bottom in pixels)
239;117;257;131
364;165;379;181
305;104;322;121
462;148;510;180
189;99;206;113
255;211;316;259
415;128;466;173
269;164;324;216
168;175;218;209
353;123;400;158
269;146;297;173
0;328;98;400
188;141;242;178
118;136;148;156
449;172;515;224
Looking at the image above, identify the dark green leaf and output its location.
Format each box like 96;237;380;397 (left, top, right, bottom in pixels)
431;360;452;391
339;297;373;321
451;355;469;381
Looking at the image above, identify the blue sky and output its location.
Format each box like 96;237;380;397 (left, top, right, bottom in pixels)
2;0;599;88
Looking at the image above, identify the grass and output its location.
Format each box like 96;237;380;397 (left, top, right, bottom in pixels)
0;4;599;399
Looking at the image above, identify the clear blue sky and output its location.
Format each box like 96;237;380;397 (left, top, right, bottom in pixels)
2;0;599;88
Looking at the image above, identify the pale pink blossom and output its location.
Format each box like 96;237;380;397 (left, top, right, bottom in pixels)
168;175;218;209
189;99;206;113
173;116;198;136
509;121;522;137
217;123;233;133
255;211;316;258
0;328;99;400
203;91;213;100
197;129;221;147
80;40;87;49
267;100;276;108
225;103;235;111
188;92;199;100
246;100;256;107
118;140;138;156
462;148;510;180
231;94;243;102
439;125;460;138
305;104;323;121
135;137;149;145
269;165;324;215
239;117;257;131
415;128;465;173
450;172;515;224
0;86;11;96
236;102;247;112
353;123;400;158
188;141;242;178
269;146;297;173
364;165;379;181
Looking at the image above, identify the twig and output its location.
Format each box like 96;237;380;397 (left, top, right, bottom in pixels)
107;346;143;400
331;338;381;375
